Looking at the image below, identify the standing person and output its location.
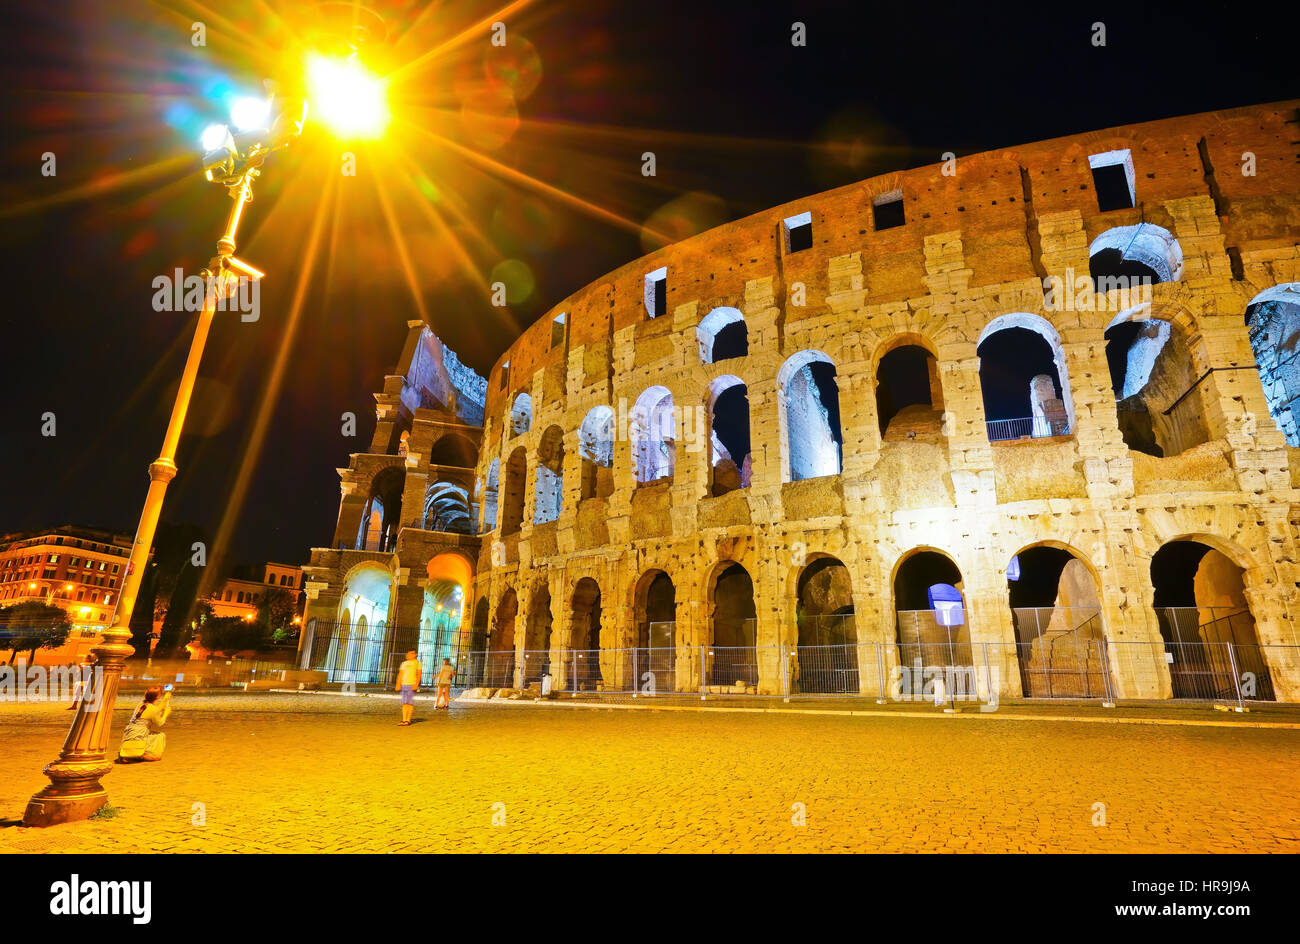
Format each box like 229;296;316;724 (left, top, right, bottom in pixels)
435;658;455;709
395;650;421;725
117;686;172;762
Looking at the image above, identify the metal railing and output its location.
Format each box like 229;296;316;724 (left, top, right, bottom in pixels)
986;415;1071;442
298;619;1296;706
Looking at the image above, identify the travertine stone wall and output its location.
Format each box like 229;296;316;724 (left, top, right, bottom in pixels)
309;104;1300;703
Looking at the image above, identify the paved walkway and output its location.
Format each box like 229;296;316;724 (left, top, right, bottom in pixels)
2;693;1297;852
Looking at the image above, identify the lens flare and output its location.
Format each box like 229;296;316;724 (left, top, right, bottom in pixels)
230;96;272;132
306;54;389;139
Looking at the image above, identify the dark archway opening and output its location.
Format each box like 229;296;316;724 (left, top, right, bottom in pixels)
876;345;944;440
709;563;757;690
1151;541;1270;700
795;557;857;694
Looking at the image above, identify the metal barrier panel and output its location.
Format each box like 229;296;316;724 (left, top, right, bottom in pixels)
896;610;972;670
1010;607;1107;698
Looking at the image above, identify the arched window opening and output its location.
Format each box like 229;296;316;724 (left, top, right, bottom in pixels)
780;351;842;481
509;393;532;437
1245;284;1300;445
631;386;676;484
500;447;527;535
894;551;970;675
795;557;857;694
356;466;405;551
1089;223;1183;292
1151;541;1270;700
1104;316;1209;457
578;407;614;500
707;563;757;691
876;344;944;440
481;458;500;531
978;316;1072;441
533;425;564;524
697;307;748;363
1006;546;1105;697
707;376;751;496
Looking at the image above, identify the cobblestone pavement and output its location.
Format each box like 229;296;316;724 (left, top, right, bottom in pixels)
1;693;1297;853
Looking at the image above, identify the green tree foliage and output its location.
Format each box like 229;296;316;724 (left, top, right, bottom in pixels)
196;615;268;655
0;602;73;664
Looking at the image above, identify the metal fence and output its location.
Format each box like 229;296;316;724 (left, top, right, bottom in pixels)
298;618;1295;706
986;415;1071;441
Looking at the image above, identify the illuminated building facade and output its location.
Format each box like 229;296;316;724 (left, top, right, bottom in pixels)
0;526;141;663
301;102;1300;702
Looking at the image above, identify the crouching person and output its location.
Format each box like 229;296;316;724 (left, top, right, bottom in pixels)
118;686;173;763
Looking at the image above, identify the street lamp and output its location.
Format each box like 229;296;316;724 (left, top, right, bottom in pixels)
24;51;388;827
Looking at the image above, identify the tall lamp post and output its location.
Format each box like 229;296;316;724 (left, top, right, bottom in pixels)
21;102;305;827
24;24;388;826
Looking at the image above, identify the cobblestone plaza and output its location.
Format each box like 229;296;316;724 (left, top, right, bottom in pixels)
3;695;1298;853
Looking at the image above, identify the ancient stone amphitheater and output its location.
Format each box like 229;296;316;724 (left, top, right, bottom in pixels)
301;101;1300;704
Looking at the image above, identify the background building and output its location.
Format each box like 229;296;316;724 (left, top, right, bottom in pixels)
0;526;144;663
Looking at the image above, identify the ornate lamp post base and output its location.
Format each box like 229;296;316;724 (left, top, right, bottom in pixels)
24;783;110;827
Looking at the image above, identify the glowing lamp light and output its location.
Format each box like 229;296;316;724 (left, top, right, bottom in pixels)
200;123;232;151
230;96;272;132
306;54;388;138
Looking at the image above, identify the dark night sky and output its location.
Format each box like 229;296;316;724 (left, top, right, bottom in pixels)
0;0;1296;571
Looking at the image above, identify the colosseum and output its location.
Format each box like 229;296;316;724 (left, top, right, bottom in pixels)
298;100;1300;706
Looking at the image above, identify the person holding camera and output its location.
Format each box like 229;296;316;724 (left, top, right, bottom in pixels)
117;685;173;762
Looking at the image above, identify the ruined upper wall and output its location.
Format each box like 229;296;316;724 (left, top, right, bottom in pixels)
398;322;488;426
483;100;1300;422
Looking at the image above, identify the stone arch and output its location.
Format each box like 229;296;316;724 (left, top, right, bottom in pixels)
523;583;553;683
578;406;614;500
1089;222;1184;286
570;576;602;690
706;374;751;495
1004;542;1107;697
418;553;471;681
794;556;858;694
357;465;405;551
481;457;500;531
468;595;489;684
873;334;945;440
428;432;478;467
1103;309;1210;457
424;477;473;534
1245;283;1300;445
500;447;527;535
705;560;757;690
533;424;565;524
338;562;394;682
1150;538;1271;700
893;548;970;672
631;385;676;483
977;313;1074;440
697;307;748;363
508;393;532;437
779;350;843;482
633;568;677;692
489;587;519;687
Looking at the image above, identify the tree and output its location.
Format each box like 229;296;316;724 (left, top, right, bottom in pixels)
0;602;73;664
196;616;268;655
257;587;298;633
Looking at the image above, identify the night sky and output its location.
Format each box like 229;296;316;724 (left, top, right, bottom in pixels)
0;0;1295;572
